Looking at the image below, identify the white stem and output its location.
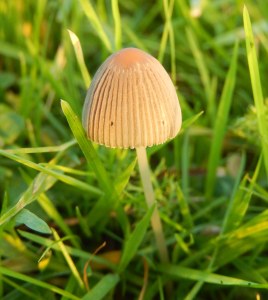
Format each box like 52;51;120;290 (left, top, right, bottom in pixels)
136;146;169;263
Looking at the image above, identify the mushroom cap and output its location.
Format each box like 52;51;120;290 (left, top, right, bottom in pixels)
82;47;182;149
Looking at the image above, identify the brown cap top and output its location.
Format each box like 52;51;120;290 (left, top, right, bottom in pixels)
82;47;182;149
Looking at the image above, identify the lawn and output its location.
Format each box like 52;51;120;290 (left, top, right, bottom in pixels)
1;0;268;299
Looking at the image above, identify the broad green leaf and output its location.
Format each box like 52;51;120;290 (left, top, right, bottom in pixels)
15;209;51;234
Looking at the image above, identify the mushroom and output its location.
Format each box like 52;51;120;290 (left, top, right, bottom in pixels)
82;47;182;263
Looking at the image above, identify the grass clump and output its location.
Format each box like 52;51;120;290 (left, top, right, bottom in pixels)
1;1;268;299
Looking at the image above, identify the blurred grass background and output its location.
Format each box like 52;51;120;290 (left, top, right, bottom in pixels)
1;0;268;299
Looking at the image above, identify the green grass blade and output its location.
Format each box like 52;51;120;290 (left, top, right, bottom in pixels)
158;0;176;82
212;213;268;269
2;277;40;300
157;264;268;289
0;150;102;195
243;6;268;179
115;158;137;194
233;259;267;285
180;111;204;134
86;195;112;228
68;30;91;88
0;266;80;300
118;205;154;272
186;27;210;100
123;24;148;51
168;0;176;83
81;274;119;300
61;100;114;196
4;140;76;154
177;185;193;229
158;0;169;63
52;228;84;289
111;0;122;50
79;0;112;52
205;42;239;199
222;154;261;233
181;130;190;199
0;41;32;62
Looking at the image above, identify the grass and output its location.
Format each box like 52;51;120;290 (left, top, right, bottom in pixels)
1;0;268;299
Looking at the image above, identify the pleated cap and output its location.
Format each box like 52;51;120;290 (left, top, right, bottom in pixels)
82;47;182;149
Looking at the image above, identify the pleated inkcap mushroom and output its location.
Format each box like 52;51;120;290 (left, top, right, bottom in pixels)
82;47;182;264
82;47;182;149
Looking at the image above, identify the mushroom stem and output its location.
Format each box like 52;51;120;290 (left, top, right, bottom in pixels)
136;146;169;263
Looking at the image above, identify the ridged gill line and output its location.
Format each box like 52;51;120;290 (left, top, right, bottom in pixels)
103;70;112;146
122;70;129;148
121;70;128;148
141;64;153;146
90;68;111;141
139;65;148;146
99;67;114;145
153;64;176;136
127;68;136;148
105;68;115;147
93;68;112;143
110;68;120;147
130;66;140;148
143;66;160;145
84;61;109;133
133;66;141;146
150;66;173;140
115;69;124;147
148;66;167;141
